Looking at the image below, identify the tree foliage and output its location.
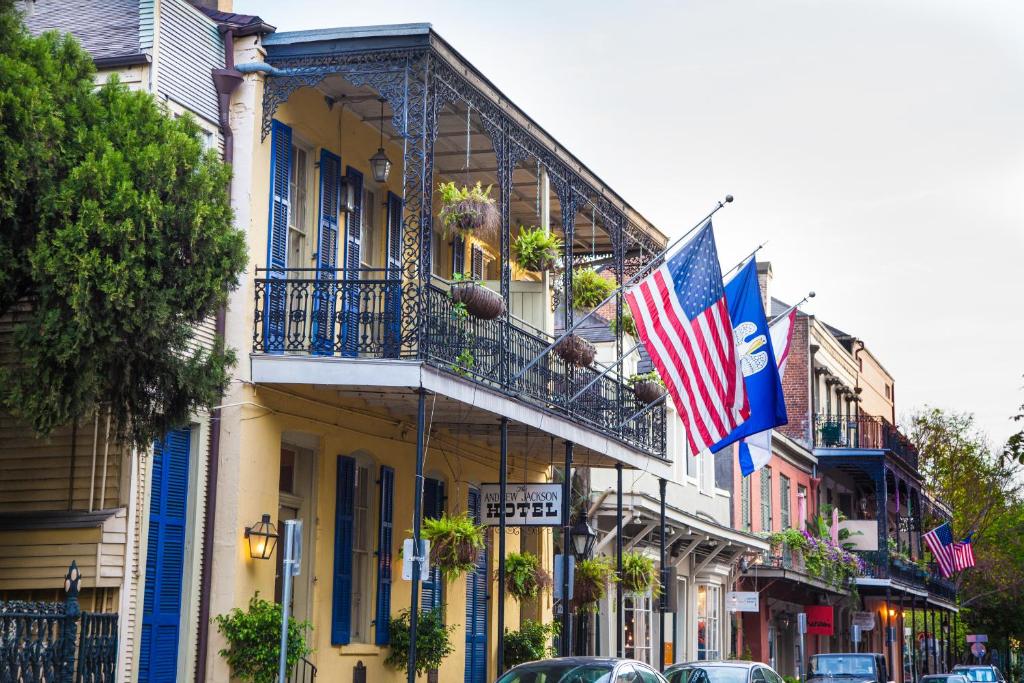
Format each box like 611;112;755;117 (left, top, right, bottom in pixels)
0;1;246;447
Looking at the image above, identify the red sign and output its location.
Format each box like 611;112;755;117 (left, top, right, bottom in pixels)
805;606;834;636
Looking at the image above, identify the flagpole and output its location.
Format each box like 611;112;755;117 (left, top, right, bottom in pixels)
511;195;735;383
768;291;815;325
721;241;769;282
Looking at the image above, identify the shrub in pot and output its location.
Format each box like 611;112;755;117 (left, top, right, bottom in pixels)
512;225;563;273
438;181;498;240
628;371;666;404
450;273;505;320
620;551;661;595
420;511;486;581
384;607;455;676
571;267;615;310
503;620;559;669
574;556;616;612
215;594;312;683
503;551;552;601
554;333;596;367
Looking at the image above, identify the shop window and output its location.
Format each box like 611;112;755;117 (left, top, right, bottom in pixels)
697;584;721;660
624;593;654;666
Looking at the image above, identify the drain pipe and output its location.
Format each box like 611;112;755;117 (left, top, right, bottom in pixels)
195;28;243;683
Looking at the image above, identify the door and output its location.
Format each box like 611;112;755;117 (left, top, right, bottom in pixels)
311;150;341;355
340;166;364;357
139;428;191;682
384;192;403;357
464;488;488;683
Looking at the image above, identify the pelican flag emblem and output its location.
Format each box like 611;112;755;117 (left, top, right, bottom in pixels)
734;321;769;377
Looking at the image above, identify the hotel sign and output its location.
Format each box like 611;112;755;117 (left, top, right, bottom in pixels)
480;483;563;526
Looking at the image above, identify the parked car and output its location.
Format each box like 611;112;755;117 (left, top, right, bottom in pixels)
663;661;785;683
921;675;970;683
952;665;1007;683
806;653;890;683
496;657;668;683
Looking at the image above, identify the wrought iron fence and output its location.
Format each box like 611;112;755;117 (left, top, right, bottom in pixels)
287;656;317;683
0;563;118;683
252;269;666;456
813;413;919;468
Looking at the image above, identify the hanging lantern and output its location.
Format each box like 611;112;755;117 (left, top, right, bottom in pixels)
245;513;279;560
368;97;392;183
570;517;597;558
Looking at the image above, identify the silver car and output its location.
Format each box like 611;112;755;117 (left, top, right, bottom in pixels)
663;661;786;683
497;656;669;683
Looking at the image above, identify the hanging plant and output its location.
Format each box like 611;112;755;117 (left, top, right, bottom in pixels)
384;607;455;676
554;333;596;367
628;371;666;404
574;556;616;611
609;313;638;339
512;225;563;273
503;552;552;601
438;181;498;240
420;511;486;582
571;267;614;310
450;273;506;320
620;551;661;596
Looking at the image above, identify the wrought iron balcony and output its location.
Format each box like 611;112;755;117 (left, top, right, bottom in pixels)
252;269;666;457
813;413;919;469
856;547;955;600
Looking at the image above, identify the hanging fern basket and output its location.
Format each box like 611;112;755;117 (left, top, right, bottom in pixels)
451;282;506;320
554;334;596;367
633;380;666;404
437;181;498;241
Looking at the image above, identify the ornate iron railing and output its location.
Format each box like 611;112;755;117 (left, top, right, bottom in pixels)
0;601;117;683
287;656;317;683
813;414;919;468
856;547;955;600
252;269;666;456
75;612;117;683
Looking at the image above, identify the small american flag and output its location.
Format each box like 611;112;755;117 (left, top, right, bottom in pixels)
953;533;976;571
923;522;956;578
626;222;749;453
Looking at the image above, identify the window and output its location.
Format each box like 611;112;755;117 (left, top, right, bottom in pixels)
625;593;654;665
361;188;379;268
797;484;808;527
760;467;772;532
351;462;374;642
885;383;892;399
685;434;697;479
635;665;662;683
288;144;310;268
697;584;721;660
779;475;791;529
741;476;752;532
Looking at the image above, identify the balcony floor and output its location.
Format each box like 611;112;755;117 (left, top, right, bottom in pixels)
250;354;672;476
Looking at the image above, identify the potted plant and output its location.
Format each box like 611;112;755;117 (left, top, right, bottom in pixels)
384;607;455;677
628;371;666;404
554;333;596;367
438;181;498;240
215;594;312;683
609;313;638;339
503;551;552;601
512;225;563;273
420;511;486;581
574;556;616;611
571;267;615;310
449;272;506;320
503;620;559;669
620;551;661;595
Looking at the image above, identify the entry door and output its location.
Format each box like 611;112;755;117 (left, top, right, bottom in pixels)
139;428;192;682
464;488;488;683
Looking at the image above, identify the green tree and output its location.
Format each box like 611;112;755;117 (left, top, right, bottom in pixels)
0;1;245;447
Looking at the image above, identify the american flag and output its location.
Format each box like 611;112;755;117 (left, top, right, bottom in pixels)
626;222;749;453
953;533;976;571
923;522;956;578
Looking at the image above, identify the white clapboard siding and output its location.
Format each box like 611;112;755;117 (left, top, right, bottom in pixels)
156;0;224;126
481;280;550;334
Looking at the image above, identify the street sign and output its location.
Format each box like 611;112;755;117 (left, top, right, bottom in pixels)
401;538;431;581
480;483;563;526
726;591;760;612
853;612;876;631
552;554;576;600
966;634;988;643
283;520;302;576
971;642;987;659
797;612;808;636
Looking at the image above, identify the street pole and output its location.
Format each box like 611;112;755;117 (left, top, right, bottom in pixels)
561;441;574;656
616;463;624;659
497;417;508;675
277;520;300;683
407;389;427;683
659;478;667;671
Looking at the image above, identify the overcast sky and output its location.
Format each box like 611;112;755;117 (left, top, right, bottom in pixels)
236;0;1024;447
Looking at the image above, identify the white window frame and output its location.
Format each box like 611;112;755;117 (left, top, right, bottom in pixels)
624;591;655;666
349;456;377;643
697;583;721;661
287;139;313;268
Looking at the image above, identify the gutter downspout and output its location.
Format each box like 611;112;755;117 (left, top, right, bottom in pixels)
195;28;243;683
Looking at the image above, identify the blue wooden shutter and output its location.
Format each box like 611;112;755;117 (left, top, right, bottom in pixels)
139;428;191;682
332;456;356;645
312;149;342;355
340;167;364;357
420;477;445;613
374;466;395;645
264;120;292;353
384;191;403;358
464;488;488;683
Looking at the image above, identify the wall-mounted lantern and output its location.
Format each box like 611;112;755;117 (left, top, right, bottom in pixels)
245;513;279;560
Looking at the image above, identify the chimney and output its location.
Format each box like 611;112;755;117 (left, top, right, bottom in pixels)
756;261;773;315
